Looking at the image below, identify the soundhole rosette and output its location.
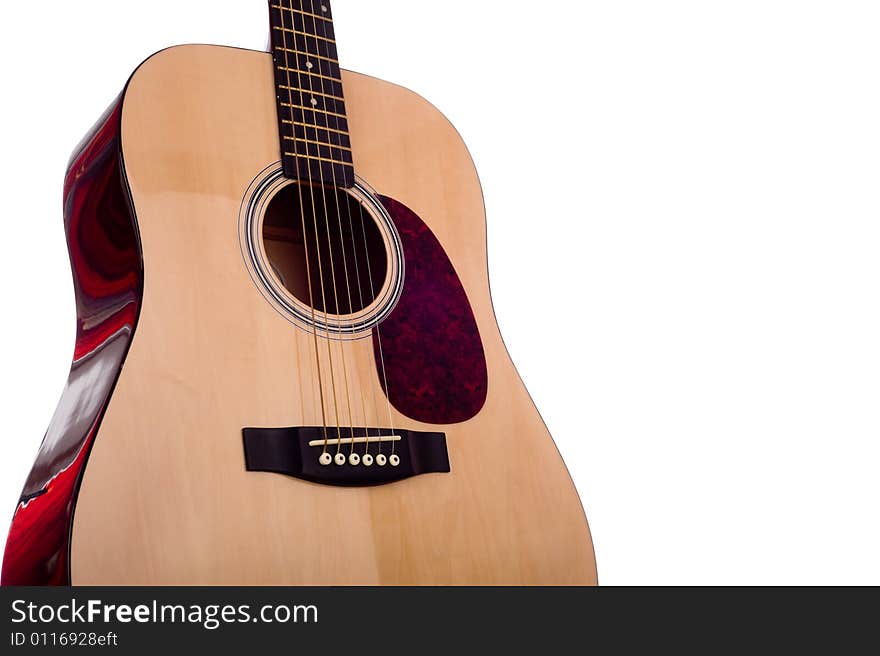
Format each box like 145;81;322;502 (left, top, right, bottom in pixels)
240;164;405;340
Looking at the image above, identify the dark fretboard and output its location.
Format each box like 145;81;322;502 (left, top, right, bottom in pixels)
269;0;355;188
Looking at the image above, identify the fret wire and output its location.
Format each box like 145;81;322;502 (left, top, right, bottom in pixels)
270;4;333;23
274;47;339;65
279;84;345;102
284;135;352;152
284;152;352;166
283;119;349;137
273;25;336;44
277;65;341;85
281;102;348;120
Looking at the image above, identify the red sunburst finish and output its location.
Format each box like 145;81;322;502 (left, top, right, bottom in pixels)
1;99;143;586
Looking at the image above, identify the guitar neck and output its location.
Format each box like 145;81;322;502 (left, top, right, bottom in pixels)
269;0;355;187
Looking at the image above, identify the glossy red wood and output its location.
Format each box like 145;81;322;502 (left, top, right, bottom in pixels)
1;100;143;586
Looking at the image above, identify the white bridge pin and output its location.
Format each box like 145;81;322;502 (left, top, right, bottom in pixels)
349;453;361;466
334;453;347;466
362;454;374;467
389;455;401;467
376;454;387;467
319;453;333;467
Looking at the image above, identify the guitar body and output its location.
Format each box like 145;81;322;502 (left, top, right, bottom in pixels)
3;43;596;586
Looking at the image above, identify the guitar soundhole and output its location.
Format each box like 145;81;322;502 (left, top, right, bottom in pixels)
263;185;388;315
241;167;405;338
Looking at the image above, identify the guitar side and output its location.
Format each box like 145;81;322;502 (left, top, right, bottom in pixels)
1;100;143;586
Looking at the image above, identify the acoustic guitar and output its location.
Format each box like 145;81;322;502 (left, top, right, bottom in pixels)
2;0;597;586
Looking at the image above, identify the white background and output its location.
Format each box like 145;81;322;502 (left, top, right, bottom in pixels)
1;1;879;586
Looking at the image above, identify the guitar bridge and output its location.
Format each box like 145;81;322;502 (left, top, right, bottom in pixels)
242;426;450;487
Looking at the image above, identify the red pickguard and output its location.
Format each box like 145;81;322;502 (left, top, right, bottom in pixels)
374;197;488;425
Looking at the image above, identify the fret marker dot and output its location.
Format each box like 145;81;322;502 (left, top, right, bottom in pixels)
306;61;314;69
321;5;328;12
311;98;318;106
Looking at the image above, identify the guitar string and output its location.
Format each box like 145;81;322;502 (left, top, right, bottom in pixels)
342;181;378;462
297;0;361;461
283;0;395;465
300;0;372;462
275;0;330;454
265;16;310;441
345;195;380;462
283;0;344;456
303;0;386;463
293;0;357;461
308;0;397;463
370;218;397;463
336;137;379;460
